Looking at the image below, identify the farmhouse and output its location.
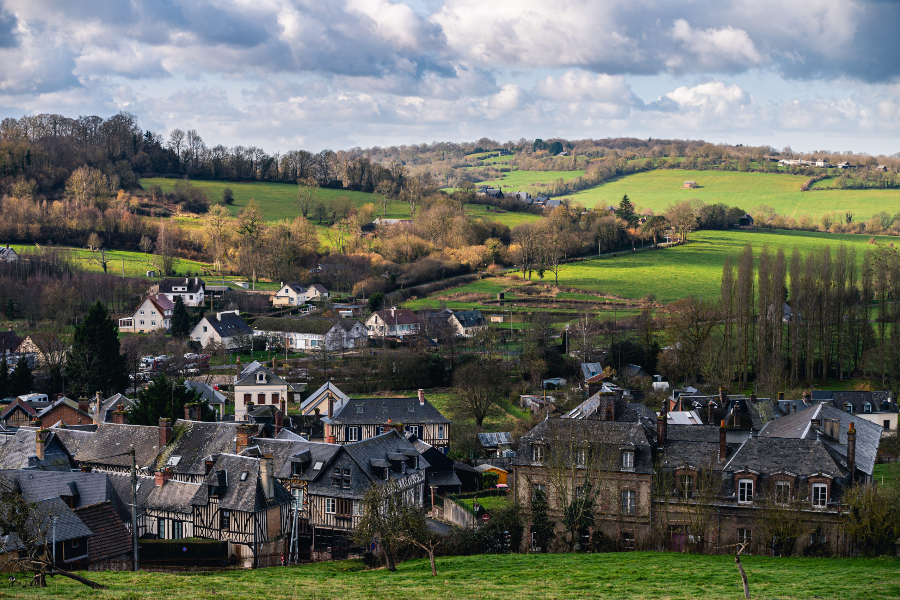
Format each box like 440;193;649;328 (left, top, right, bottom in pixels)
253;317;366;352
156;277;206;307
0;245;19;262
190;310;253;350
118;294;174;333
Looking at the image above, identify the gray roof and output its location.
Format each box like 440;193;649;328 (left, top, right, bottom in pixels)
325;397;451;426
0;469;130;525
452;310;484;328
724;436;846;480
758;401;882;475
97;394;135;423
0;429;73;470
279;283;306;294
204;311;252;338
828;391;895;413
185;381;226;405
545;199;562;208
427;470;462;488
234;363;288;388
159;278;205;294
247;437;340;480
300;382;350;413
0;497;92;551
154;420;264;477
341;430;431;484
74;423;162;469
146;478;202;513
477;432;513;448
659;439;724;471
49;427;94;457
194;453;292;512
581;362;603;380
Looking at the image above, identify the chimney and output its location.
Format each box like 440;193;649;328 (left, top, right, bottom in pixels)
418;389;425;406
803;390;812;406
327;397;334;419
274;409;284;437
35;428;48;461
205;458;215;474
847;422;856;485
749;393;757;404
94;392;102;424
236;424;253;454
159;418;172;447
185;277;188;284
80;465;92;473
732;406;740;428
719;387;727;406
656;411;667;449
600;393;615;421
707;401;715;425
719;420;727;460
184;403;200;421
260;453;275;502
155;469;171;487
195;277;198;285
78;400;89;414
391;307;395;317
112;404;128;425
777;392;785;401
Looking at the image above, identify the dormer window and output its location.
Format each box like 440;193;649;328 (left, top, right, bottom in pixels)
864;403;872;413
531;444;545;463
844;402;853;413
775;481;791;505
738;479;754;504
622;451;635;470
356;404;364;414
812;483;828;508
257;373;266;383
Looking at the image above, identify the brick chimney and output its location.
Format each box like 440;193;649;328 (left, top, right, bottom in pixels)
184;403;200;421
35;428;48;461
327;397;334;419
777;392;785;401
803;390;812;406
274;410;284;437
732;405;740;428
94;392;102;424
205;458;215;474
236;424;253;454
155;421;172;454
599;393;615;421
80;465;92;473
155;469;171;487
707;400;715;425
418;389;425;406
260;453;275;502
719;387;727;406
719;420;727;461
847;422;856;485
78;400;89;414
656;411;667;449
112;404;128;425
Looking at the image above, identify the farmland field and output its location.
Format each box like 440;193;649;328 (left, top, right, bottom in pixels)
139;178;408;222
473;169;585;191
464;204;542;227
9;245;211;278
570;169;900;221
12;552;898;599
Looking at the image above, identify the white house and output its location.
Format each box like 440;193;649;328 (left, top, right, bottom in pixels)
272;283;309;307
306;284;329;300
299;382;350;416
0;245;19;262
233;361;289;421
118;294;174;333
253;317;367;351
157;277;206;307
448;310;487;338
189;310;253;350
365;308;419;340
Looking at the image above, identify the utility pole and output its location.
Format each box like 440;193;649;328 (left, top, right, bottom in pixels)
131;448;139;571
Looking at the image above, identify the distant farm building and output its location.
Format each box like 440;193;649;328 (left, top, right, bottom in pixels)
682;181;697;189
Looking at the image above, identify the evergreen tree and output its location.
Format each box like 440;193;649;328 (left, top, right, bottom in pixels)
128;374;215;425
615;194;636;224
0;358;9;399
66;301;129;396
9;356;32;396
530;488;555;553
170;296;192;338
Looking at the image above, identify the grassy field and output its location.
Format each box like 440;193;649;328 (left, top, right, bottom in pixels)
353;390;527;431
455;494;511;512
464;204;542;227
14;552;899;600
570;169;900;221
474;169;585;190
10;245;212;278
874;461;900;488
551;228;900;303
140;178;408;223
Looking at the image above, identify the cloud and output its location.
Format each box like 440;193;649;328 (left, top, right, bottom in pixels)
668;19;767;73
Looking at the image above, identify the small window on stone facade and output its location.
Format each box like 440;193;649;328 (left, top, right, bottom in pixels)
738;479;754;504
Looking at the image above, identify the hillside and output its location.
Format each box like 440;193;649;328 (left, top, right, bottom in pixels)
570;169;900;221
16;552;899;599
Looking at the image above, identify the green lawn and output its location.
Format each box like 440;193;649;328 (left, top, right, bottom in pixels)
874;461;900;488
355;389;526;431
475;169;586;190
464;204;542;227
570;169;900;221
9;245;212;278
140;178;408;223
455;494;511;512
15;552;899;600
552;229;900;303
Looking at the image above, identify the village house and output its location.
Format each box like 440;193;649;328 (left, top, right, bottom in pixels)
35;397;94;427
118;294;174;333
15;333;67;366
190;310;253;350
156;277;206;307
272;283;309;307
813;390;899;433
0;497;91;572
322;389;451;454
234;362;290;422
300;382;350;417
253;317;367;352
0;245;19;262
365;308;419;340
448;310;487;337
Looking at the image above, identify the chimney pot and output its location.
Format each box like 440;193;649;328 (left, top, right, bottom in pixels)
155;469;171;487
159;418;172;447
719;421;727;460
261;453;275;501
236;424;253;454
112;405;128;425
418;389;425;406
847;422;857;486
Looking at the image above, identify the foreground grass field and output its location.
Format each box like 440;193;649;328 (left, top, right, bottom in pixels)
15;552;898;600
571;169;900;221
553;228;900;303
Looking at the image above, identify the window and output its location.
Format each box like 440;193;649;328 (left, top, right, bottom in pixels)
679;474;694;499
139;310;145;315
737;528;751;547
622;451;635;470
172;520;183;540
337;498;352;516
151;321;156;326
885;420;891;430
332;467;342;488
71;538;80;548
531;483;546;501
347;427;359;442
203;326;208;332
844;402;853;413
437;424;445;440
574;447;588;466
621;490;636;514
157;517;165;539
258;393;266;405
775;481;791;505
272;393;279;404
139;320;145;325
343;468;352;489
376;426;384;435
406;425;420;437
864;403;872;413
325;498;336;514
532;444;545;463
151;310;157;315
812;483;828;507
243;393;251;407
291;461;305;476
738;479;754;504
356;404;364;414
220;510;230;530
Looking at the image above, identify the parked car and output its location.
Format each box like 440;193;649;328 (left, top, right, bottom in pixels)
183;353;199;361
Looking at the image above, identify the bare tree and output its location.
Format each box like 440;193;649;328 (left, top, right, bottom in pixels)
452;361;507;428
296;177;318;218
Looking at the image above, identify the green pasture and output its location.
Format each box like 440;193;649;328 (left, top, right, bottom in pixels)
474;169;585;190
13;552;898;599
455;494;511;512
9;245;211;278
570;169;900;221
139;178;407;223
551;228;900;303
464;204;542;227
874;461;900;488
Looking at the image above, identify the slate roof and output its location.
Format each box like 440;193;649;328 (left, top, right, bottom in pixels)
278;283;307;295
724;436;846;480
513;418;653;473
341;430;431;484
49;427;94;457
73;501;133;562
545;199;562;209
372;309;418;326
0;469;130;525
581;362;603;380
309;284;328;294
324;397;451;426
146;478;202;513
74;423;162;469
452;310;484;328
829;391;895;413
477;432;513;448
300;382;350;413
254;317;340;335
194;453;292;512
234;363;288;387
154;420;264;476
96;394;135;423
204;311;252;338
185;381;226;405
758;402;882;475
0;429;72;470
0;497;91;554
659;440;723;471
158;278;205;294
246;437;340;480
427;470;462;487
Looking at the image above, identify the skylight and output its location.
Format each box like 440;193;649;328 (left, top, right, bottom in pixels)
167;455;182;466
240;471;248;481
313;461;324;470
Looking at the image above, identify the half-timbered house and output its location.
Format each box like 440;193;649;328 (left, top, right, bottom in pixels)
322;389;451;453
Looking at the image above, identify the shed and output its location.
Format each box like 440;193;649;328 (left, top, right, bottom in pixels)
682;181;697;189
474;463;508;486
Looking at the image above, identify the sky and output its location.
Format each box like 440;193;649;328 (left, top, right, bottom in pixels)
2;0;900;155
